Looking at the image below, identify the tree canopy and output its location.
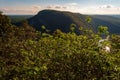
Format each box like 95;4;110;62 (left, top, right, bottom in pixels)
0;14;120;80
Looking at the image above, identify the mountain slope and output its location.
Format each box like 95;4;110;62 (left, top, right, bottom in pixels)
91;15;120;34
28;10;93;34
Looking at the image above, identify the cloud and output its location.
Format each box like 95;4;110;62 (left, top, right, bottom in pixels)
32;5;41;9
1;9;34;14
0;4;120;15
0;6;41;14
45;4;120;14
46;5;53;8
54;5;62;9
81;5;120;14
45;3;78;11
67;3;78;6
62;6;67;9
99;4;115;8
46;5;68;10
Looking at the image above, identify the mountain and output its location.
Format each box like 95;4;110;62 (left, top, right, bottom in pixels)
27;10;94;34
12;10;120;34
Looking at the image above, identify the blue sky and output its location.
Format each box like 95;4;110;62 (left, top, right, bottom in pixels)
0;0;120;15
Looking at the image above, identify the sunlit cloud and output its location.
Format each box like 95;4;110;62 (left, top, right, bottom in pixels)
99;4;115;8
44;4;120;14
46;5;67;10
79;5;120;14
67;3;78;6
32;5;41;10
0;5;42;15
45;3;79;11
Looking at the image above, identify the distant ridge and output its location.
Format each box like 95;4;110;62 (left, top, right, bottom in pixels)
13;9;120;34
91;15;120;34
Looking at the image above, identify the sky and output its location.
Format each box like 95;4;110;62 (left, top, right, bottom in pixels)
0;0;120;15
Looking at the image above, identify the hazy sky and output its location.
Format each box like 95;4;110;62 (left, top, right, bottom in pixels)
0;0;120;15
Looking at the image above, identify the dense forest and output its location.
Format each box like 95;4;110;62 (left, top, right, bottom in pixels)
0;12;120;80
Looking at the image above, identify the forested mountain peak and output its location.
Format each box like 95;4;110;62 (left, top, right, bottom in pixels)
28;9;93;34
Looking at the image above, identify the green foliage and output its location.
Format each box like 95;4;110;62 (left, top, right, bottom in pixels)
86;16;91;23
111;35;120;52
0;14;120;80
98;26;109;35
0;11;3;15
41;25;46;30
0;13;12;36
